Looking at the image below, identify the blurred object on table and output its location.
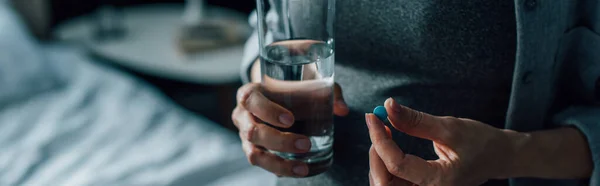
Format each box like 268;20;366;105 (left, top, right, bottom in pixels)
54;3;251;84
94;4;126;41
177;0;248;54
53;2;252;130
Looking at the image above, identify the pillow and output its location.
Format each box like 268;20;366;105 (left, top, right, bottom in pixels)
0;2;62;106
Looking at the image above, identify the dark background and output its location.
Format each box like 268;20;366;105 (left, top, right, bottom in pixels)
50;0;256;27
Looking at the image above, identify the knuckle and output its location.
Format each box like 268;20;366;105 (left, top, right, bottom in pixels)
369;146;376;155
368;146;379;159
276;162;292;175
436;117;456;144
405;110;424;131
439;117;462;143
266;130;290;152
457;117;476;123
236;85;249;102
274;135;287;151
387;162;405;176
441;133;457;145
372;179;385;186
440;116;460;130
241;90;256;109
446;116;463;124
372;138;386;147
245;124;258;143
439;116;456;121
238;84;260;108
246;147;263;166
231;106;241;123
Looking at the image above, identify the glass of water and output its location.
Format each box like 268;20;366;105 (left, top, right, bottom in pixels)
255;0;336;176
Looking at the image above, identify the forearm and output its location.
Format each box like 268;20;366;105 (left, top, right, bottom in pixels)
505;127;593;179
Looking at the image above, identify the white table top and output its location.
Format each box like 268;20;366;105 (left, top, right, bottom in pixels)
54;4;252;84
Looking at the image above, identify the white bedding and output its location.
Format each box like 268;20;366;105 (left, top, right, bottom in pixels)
0;44;275;186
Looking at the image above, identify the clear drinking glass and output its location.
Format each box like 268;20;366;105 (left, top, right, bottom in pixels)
255;0;336;176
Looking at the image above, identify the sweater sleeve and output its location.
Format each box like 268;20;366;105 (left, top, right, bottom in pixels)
571;29;600;104
240;29;259;84
240;10;259;84
554;106;600;185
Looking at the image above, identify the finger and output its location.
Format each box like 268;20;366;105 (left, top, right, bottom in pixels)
369;172;374;186
237;83;295;128
394;179;416;186
232;105;259;129
236;109;311;153
370;145;392;186
333;83;349;116
243;124;311;153
242;140;309;177
384;98;452;143
366;114;402;159
366;114;437;185
385;125;392;138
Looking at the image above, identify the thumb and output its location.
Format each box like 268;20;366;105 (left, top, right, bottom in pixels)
333;83;349;116
384;98;452;143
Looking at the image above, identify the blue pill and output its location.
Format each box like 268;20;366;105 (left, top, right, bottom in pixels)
373;106;388;121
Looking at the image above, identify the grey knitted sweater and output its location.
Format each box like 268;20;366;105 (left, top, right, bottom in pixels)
242;0;517;185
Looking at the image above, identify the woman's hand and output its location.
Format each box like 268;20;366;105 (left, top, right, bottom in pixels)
366;98;523;186
231;82;349;177
366;98;593;186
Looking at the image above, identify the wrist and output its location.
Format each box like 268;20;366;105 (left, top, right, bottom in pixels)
496;129;533;179
498;128;593;179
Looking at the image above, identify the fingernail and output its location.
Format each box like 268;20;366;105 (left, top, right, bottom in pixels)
279;114;294;126
295;138;311;151
389;98;403;113
293;165;308;176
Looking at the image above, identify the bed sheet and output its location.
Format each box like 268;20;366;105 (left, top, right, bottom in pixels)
0;44;275;186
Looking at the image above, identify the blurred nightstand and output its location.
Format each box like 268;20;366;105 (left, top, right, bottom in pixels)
53;3;252;130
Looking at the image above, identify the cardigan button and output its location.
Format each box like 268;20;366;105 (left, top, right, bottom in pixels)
522;71;534;85
525;0;538;11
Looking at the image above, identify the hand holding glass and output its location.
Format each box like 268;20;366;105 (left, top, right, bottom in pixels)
256;0;336;176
